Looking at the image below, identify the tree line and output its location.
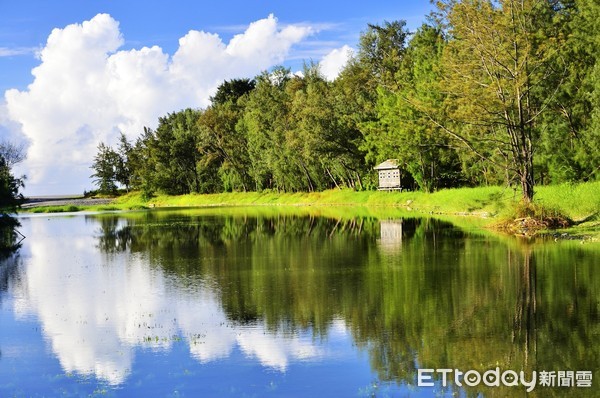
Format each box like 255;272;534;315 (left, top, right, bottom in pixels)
0;141;25;256
92;0;600;203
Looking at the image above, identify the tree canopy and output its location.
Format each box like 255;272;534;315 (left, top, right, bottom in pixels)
91;1;599;203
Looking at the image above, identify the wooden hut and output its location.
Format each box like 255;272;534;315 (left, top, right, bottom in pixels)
374;159;402;190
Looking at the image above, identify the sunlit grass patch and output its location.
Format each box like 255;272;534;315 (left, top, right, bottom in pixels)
535;181;600;221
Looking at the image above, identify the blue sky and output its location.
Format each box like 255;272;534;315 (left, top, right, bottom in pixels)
0;0;433;195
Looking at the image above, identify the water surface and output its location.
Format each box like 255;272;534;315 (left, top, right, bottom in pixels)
0;208;598;397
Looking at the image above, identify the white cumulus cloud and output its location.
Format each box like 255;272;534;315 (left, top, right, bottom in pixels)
3;13;315;195
319;45;353;81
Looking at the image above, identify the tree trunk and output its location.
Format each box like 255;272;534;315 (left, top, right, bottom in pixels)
520;162;535;203
325;167;341;190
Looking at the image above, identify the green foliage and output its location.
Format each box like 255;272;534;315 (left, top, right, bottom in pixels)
0;145;25;256
89;137;134;195
576;0;600;181
89;4;600;201
115;133;132;190
210;78;255;106
358;20;410;89
533;0;597;184
242;67;296;191
198;94;252;192
0;157;24;213
90;142;120;195
362;24;462;192
436;0;571;202
124;109;205;196
150;109;204;195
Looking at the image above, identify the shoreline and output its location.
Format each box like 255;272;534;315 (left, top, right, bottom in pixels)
19;184;600;241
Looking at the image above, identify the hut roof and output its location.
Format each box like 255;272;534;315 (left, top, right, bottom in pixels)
373;159;399;170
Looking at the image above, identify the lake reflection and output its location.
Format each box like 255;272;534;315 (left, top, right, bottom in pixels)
1;208;599;397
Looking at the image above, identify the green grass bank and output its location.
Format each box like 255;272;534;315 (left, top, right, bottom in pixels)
126;181;599;220
25;181;600;237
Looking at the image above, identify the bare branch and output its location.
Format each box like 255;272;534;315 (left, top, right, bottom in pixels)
0;141;26;167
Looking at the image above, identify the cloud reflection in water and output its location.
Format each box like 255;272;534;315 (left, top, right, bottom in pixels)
11;216;325;384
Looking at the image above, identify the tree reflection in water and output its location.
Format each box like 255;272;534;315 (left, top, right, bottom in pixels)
88;209;600;396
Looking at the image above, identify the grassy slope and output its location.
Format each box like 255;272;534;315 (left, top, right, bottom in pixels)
121;185;512;213
118;181;600;218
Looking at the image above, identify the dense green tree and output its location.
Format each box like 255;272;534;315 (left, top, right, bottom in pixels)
210;78;255;106
0;143;25;256
354;20;419;188
90;142;120;194
240;65;369;192
126;127;156;196
90;4;600;198
115;133;133;191
197;79;254;192
434;0;569;202
242;67;297;191
358;20;411;90
0;157;24;212
329;61;378;188
361;24;463;192
292;64;368;190
530;0;593;184
573;0;600;181
145;109;204;195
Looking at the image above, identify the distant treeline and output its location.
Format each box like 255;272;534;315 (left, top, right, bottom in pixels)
92;0;600;202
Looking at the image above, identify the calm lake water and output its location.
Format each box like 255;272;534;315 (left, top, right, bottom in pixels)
0;207;598;397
